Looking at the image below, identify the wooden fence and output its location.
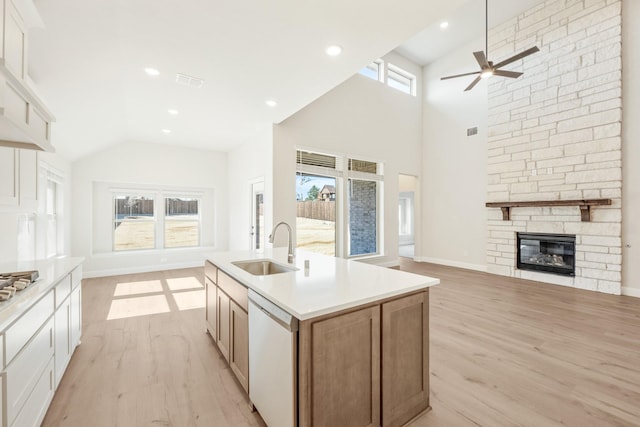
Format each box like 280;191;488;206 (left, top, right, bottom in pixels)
297;200;335;222
116;198;198;216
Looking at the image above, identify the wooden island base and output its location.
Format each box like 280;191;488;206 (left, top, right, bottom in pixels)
298;290;430;427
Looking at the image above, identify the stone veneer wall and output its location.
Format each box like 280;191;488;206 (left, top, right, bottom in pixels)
486;0;622;294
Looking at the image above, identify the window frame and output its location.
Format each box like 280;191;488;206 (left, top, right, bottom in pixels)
359;59;384;82
163;195;201;249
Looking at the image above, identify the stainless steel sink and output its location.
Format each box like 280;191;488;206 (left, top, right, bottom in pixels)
232;259;298;276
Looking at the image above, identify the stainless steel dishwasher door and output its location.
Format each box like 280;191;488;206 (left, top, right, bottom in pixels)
248;289;298;427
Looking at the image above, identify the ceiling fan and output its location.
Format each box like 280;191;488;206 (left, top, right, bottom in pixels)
441;0;539;91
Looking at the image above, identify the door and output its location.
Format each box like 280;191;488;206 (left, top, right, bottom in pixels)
398;174;418;259
250;180;265;251
217;289;230;362
229;300;249;393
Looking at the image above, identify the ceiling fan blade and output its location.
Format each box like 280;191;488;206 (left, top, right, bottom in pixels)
493;46;540;69
493;69;523;79
464;76;482;92
473;51;490;69
441;70;481;80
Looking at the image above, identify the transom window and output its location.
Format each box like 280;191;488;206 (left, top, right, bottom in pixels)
359;60;417;96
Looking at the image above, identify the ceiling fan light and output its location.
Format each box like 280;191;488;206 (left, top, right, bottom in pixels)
481;70;494;79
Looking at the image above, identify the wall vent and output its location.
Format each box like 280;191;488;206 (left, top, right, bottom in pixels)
175;73;204;88
467;126;478;136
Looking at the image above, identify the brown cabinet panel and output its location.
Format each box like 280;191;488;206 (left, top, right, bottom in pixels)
229;300;249;393
205;277;217;341
205;261;217;283
217;289;230;362
382;291;430;427
299;305;381;427
218;270;248;311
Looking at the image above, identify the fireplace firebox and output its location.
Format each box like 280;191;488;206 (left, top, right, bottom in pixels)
517;233;576;276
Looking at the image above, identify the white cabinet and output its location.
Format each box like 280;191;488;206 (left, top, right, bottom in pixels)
0;147;38;210
53;266;82;388
0;0;55;152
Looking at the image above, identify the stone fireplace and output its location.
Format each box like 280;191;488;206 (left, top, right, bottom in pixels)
485;0;622;294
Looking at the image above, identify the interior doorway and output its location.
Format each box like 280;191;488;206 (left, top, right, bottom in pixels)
250;180;265;251
398;174;417;258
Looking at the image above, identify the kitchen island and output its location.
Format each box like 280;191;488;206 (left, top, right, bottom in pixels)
205;248;439;427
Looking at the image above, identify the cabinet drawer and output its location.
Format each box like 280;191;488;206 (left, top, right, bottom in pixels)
218;270;248;312
11;356;54;427
55;275;72;308
5;290;54;366
6;316;54;426
205;261;217;283
71;265;82;290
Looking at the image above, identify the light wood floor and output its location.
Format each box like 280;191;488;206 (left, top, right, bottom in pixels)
42;261;640;427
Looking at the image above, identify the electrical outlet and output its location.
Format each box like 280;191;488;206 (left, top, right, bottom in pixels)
531;169;537;176
547;167;553;174
160;257;167;263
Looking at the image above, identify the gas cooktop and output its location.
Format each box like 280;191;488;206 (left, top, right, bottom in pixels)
0;271;39;301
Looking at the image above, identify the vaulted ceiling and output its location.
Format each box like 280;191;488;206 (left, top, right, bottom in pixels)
28;0;539;161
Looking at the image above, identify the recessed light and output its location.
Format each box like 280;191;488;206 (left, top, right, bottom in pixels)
326;45;342;56
145;67;160;76
168;109;179;115
265;99;278;107
440;21;449;29
162;129;171;134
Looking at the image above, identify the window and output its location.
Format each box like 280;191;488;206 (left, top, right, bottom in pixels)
387;64;416;96
112;191;202;251
296;149;382;258
41;163;64;258
165;197;200;248
113;194;156;251
359;59;384;82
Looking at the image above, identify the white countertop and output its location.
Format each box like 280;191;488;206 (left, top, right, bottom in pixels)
0;257;84;329
206;248;439;320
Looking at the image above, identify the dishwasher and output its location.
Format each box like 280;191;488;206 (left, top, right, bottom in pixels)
248;289;298;427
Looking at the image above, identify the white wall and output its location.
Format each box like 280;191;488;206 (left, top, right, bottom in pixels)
227;127;273;251
421;40;488;271
272;51;423;265
71;142;228;277
622;0;640;296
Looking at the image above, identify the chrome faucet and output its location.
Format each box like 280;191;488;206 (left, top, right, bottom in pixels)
269;221;295;264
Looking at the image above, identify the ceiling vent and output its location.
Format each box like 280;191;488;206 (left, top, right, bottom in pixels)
175;73;204;88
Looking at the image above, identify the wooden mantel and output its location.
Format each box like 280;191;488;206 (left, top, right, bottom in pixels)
485;199;612;222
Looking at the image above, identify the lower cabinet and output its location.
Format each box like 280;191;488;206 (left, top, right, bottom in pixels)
299;305;381;427
54;296;71;387
217;289;231;362
229;300;249;393
298;290;430;427
205;262;249;394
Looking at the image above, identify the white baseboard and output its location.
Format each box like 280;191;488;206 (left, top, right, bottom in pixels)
414;256;487;273
83;261;203;278
622;286;640;298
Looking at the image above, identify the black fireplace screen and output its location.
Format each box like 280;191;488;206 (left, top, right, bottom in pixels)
517;233;576;276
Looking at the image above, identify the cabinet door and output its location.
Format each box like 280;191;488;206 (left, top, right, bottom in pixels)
205;277;217;341
229;300;249;393
381;291;429;427
217;289;230;362
54;297;71;388
19;149;38;210
70;285;82;349
299;306;381;427
0;146;18;206
3;1;27;80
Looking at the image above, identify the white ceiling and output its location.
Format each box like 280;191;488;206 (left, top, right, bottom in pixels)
28;0;541;162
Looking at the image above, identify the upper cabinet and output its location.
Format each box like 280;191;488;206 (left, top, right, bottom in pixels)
0;0;55;152
0;145;38;210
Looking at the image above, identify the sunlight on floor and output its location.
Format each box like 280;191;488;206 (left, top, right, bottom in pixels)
114;280;163;296
166;276;203;291
107;295;171;320
107;275;204;320
173;290;206;310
